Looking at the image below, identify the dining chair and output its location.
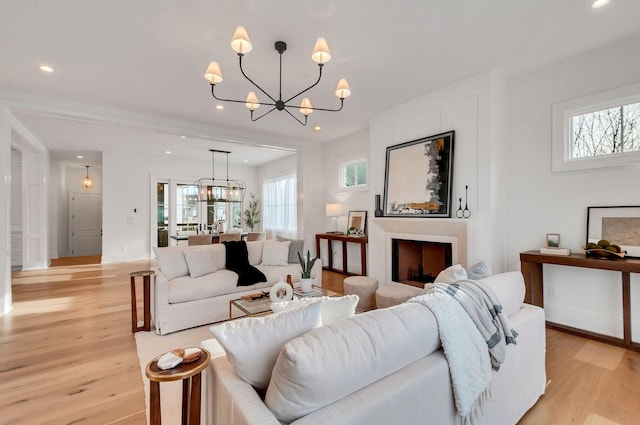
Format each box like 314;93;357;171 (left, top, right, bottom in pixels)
218;233;241;242
188;234;212;246
246;232;266;241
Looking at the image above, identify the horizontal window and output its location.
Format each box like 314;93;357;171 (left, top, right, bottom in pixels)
339;158;367;189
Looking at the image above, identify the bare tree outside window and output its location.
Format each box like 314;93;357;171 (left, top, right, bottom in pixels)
571;101;640;159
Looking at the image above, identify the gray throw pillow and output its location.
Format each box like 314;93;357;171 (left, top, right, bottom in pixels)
277;236;305;264
467;261;492;280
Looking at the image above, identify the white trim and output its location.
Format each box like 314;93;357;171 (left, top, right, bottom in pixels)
552;81;640;172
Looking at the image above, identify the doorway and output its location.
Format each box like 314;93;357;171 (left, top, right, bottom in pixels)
69;192;102;256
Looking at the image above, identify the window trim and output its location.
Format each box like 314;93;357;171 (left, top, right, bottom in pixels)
338;157;369;191
552;81;640;172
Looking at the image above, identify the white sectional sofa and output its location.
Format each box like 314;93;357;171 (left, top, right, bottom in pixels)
152;239;322;335
201;271;546;425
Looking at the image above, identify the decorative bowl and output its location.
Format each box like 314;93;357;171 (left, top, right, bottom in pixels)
585;248;625;259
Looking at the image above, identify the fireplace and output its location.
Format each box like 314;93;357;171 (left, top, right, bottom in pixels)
392;239;452;288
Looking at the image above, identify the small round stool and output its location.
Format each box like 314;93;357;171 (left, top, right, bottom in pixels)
343;276;378;311
375;285;420;309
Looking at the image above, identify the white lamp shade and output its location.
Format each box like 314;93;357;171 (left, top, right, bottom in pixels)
325;203;342;216
231;26;252;54
245;92;260;110
335;79;351;99
311;37;331;64
204;61;223;83
299;98;313;116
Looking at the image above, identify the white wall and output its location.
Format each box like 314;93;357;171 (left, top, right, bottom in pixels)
101;149;258;263
368;71;508;286
505;32;640;339
0;107;11;313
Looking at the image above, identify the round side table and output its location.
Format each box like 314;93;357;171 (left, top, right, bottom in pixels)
130;270;155;333
145;348;210;425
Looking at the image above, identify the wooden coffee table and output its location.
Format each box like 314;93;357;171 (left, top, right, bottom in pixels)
229;285;341;319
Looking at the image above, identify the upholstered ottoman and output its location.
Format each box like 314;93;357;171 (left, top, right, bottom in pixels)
375;285;421;309
343;276;378;312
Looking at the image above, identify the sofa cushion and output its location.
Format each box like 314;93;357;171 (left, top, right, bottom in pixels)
153;245;189;280
270;294;359;325
434;264;468;283
265;303;441;422
256;264;302;285
246;240;264;266
277;236;305;264
261;240;290;266
209;302;322;390
467;261;492;280
477;271;525;317
183;247;218;278
168;269;242;303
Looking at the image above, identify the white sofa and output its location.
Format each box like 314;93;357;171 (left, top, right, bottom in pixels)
200;271;546;425
152;239;322;335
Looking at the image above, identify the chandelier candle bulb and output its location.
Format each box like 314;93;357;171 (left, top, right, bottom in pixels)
204;62;223;83
300;98;313;116
245;92;260;111
311;37;331;63
335;79;351;99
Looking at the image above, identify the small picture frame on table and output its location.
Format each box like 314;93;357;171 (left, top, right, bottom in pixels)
546;233;561;248
347;211;367;237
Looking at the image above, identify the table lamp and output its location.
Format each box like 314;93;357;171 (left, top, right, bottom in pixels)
325;203;343;233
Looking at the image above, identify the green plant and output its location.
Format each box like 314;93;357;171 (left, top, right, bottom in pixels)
243;193;260;231
297;250;319;279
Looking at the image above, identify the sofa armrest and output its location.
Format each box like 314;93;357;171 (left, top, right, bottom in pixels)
151;269;170;335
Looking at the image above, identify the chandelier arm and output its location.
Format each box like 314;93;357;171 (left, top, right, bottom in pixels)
283;64;323;104
250;106;278;122
283;108;308;126
211;85;278;107
238;54;278;103
283;98;345;113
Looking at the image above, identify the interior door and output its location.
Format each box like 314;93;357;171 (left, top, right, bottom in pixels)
69;192;102;256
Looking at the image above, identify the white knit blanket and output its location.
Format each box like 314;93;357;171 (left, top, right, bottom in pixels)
409;290;492;425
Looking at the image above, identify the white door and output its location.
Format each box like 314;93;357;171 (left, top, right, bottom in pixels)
69;192;102;256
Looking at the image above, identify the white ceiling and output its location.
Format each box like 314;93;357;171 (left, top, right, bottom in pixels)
2;0;639;166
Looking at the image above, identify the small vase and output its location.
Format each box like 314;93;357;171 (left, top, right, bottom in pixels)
300;278;312;293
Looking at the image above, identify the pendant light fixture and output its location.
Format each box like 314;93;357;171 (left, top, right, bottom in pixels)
81;165;95;190
195;149;246;203
204;26;351;126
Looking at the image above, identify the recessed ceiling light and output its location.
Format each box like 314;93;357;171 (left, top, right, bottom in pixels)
76;155;84;159
272;149;278;152
243;159;248;163
216;104;224;110
39;65;54;73
180;135;186;140
592;0;610;8
165;150;171;154
313;125;321;131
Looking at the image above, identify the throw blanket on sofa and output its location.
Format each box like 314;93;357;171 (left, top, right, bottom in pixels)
223;240;267;286
409;280;517;425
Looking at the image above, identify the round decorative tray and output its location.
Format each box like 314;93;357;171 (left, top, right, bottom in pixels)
585;248;625;259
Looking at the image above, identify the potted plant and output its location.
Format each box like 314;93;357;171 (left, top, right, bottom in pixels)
243;193;260;231
297;250;319;293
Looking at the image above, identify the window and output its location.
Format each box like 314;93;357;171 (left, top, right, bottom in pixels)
339;158;367;189
262;174;297;238
571;101;640;159
552;81;640;172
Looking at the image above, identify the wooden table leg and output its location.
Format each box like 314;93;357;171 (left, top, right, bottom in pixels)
521;260;544;307
130;276;138;333
143;274;151;331
182;378;190;425
360;241;367;276
622;272;631;345
342;241;348;274
150;381;161;425
190;372;203;425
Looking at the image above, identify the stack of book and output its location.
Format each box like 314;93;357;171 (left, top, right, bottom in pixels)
539;247;571;256
294;287;323;297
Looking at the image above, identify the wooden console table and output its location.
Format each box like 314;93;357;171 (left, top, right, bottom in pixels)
315;233;367;276
520;250;640;351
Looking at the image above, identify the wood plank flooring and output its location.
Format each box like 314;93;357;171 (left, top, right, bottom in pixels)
2;264;640;424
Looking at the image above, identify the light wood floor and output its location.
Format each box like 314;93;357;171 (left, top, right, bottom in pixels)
3;262;640;425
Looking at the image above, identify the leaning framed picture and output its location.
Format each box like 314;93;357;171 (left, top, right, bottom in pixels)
383;130;455;217
586;205;640;258
347;210;367;236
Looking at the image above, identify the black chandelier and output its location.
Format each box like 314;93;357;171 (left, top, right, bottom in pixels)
204;26;351;126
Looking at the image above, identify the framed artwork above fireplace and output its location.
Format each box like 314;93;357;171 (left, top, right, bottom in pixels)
383;130;455;218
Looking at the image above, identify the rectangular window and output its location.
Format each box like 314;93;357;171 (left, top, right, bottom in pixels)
262;174;297;238
571;101;640;159
339;158;367;189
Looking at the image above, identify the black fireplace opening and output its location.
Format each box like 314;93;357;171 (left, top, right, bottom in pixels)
391;239;452;288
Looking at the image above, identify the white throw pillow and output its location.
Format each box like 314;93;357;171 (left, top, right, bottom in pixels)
153;246;189;280
434;264;468;284
209;302;321;390
261;240;290;266
467;261;492;280
246;240;264;266
183;248;218;278
478;271;525;317
271;294;359;325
